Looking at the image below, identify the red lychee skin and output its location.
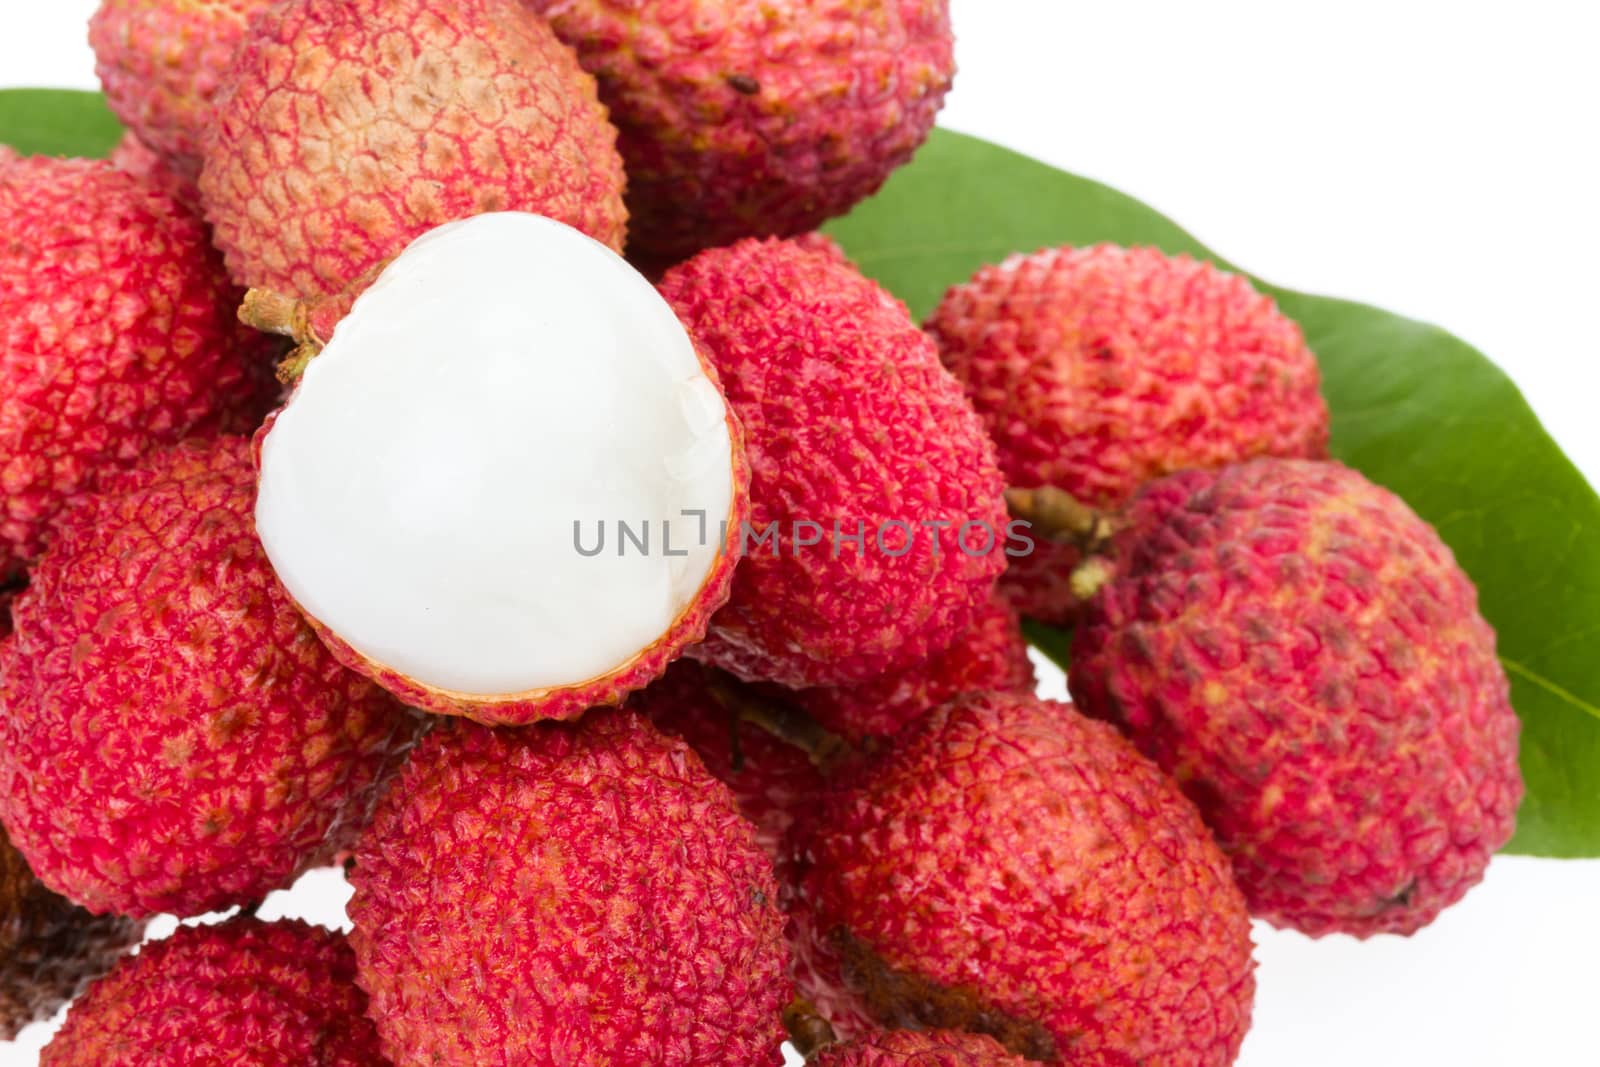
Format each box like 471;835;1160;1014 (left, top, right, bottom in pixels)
629;660;827;858
347;710;793;1066
252;343;751;726
796;593;1035;741
2;829;144;1041
660;237;1010;689
108;131;201;211
89;0;271;165
523;0;955;267
926;245;1330;625
42;918;385;1066
0;438;418;918
812;1029;1032;1067
787;692;1256;1067
0;156;272;581
1068;458;1523;938
200;0;629;300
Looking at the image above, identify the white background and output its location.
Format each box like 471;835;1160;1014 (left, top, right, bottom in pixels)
3;2;1598;1065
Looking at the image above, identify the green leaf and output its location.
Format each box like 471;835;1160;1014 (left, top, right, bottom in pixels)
827;129;1600;857
0;89;123;159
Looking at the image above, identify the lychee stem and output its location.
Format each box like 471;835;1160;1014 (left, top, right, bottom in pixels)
238;289;325;384
705;670;852;774
1005;486;1120;553
781;999;837;1058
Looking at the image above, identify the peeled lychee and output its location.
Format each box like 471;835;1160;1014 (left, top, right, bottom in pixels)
252;213;747;724
348;710;793;1066
89;0;270;165
2;828;143;1041
787;691;1256;1066
200;0;628;300
0;438;416;917
524;0;955;266
107;131;200;210
660;236;1009;689
0;155;269;582
42;917;385;1065
1068;458;1523;937
811;1030;1032;1067
926;245;1329;624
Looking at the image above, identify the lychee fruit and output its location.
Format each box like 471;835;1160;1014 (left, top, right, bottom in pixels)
1067;458;1523;937
811;1029;1032;1067
107;130;200;211
0;438;417;918
2;828;144;1041
925;245;1329;624
347;709;793;1066
523;0;956;267
199;0;628;300
0;155;271;582
41;917;385;1065
659;236;1010;689
89;0;271;166
630;659;831;858
250;212;747;725
787;690;1256;1066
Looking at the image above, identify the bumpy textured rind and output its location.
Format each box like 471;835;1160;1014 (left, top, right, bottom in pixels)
661;237;1009;688
89;0;270;164
108;131;201;211
1;830;144;1041
788;692;1256;1067
0;156;269;581
525;0;955;266
0;439;417;917
812;1029;1031;1067
1068;458;1523;937
200;0;628;300
630;660;826;857
348;711;792;1066
926;245;1329;624
256;336;751;726
796;593;1035;740
42;918;385;1065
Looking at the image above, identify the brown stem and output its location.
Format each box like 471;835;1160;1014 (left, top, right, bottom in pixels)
782;999;837;1059
1005;486;1121;553
705;670;852;775
239;290;326;385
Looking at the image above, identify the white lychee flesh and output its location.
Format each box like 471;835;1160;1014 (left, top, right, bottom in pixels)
256;212;737;697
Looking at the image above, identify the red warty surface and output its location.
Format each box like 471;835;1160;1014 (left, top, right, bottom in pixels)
927;245;1329;624
788;691;1256;1067
795;592;1036;740
525;0;955;266
810;1029;1032;1067
1069;458;1523;936
0;156;267;581
349;711;793;1066
42;918;385;1065
629;660;826;859
200;0;628;299
660;237;1008;688
0;439;415;917
89;0;271;165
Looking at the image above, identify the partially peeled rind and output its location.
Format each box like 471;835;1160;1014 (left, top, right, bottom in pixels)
256;212;747;725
